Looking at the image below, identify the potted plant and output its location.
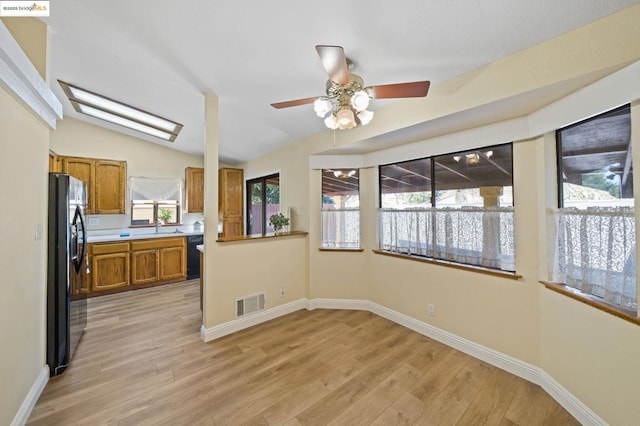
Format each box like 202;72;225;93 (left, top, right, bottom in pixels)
158;207;174;224
269;212;290;234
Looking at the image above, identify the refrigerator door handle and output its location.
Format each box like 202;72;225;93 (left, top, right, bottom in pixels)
72;206;86;274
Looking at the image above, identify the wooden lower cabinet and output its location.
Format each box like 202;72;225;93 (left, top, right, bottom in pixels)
87;236;187;297
131;250;160;285
92;252;130;291
89;242;130;293
160;246;185;281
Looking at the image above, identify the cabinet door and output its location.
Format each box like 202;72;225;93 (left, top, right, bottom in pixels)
219;168;244;237
222;168;243;217
160;246;185;281
63;157;95;213
131;250;160;285
49;151;62;172
185;167;204;213
92;253;129;291
223;217;243;238
95;160;126;214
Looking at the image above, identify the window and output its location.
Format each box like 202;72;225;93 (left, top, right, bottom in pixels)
129;177;182;226
322;169;360;249
247;174;280;235
554;104;636;313
379;143;514;271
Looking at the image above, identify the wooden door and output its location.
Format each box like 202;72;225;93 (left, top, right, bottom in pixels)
92;252;129;291
63;157;95;213
131;250;160;285
185;167;204;213
95;160;126;214
159;246;185;281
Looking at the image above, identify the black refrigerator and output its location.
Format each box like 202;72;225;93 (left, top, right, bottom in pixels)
47;173;88;377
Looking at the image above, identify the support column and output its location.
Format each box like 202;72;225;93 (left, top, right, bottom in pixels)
480;186;503;268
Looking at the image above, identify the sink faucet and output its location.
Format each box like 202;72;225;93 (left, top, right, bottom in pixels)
155;221;161;234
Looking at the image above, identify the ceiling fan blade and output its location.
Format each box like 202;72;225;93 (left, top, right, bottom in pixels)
315;45;350;85
369;81;431;99
270;96;318;109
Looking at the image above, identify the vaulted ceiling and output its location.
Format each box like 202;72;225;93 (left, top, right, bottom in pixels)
41;1;640;164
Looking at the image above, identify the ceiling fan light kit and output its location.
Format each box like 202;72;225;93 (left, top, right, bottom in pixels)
271;45;430;131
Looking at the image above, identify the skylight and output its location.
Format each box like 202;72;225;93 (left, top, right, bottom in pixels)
58;81;183;142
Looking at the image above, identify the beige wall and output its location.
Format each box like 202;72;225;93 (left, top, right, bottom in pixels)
0;22;50;426
50;118;205;229
2;17;48;81
205;5;640;424
540;290;640;425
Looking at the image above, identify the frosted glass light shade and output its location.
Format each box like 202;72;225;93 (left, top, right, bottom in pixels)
314;98;333;117
357;109;374;126
336;108;356;129
324;114;339;129
350;90;370;112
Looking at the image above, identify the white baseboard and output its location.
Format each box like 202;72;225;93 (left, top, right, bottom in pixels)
367;302;543;385
200;299;307;342
539;371;606;426
305;298;369;311
11;365;48;426
200;297;605;425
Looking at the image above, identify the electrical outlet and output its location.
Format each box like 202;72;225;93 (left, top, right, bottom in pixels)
279;286;286;298
427;304;436;317
34;223;42;241
88;217;99;226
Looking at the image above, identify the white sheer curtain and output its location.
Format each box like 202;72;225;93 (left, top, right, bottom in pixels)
129;177;183;201
321;209;360;249
552;207;636;311
379;207;515;271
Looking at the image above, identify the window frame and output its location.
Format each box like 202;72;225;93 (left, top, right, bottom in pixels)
379;142;514;208
377;142;515;272
321;168;361;250
552;103;636;315
130;199;181;227
555;103;632;208
246;173;280;235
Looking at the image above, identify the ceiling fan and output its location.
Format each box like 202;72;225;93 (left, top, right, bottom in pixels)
271;45;430;130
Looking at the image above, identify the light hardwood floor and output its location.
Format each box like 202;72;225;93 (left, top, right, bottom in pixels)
29;280;578;425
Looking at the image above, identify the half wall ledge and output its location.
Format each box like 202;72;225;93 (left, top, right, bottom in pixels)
216;230;308;243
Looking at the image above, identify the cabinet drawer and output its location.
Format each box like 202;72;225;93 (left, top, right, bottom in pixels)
131;237;185;251
90;242;130;255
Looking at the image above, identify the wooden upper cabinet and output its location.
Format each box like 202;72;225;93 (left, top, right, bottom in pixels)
185;167;204;213
219;168;244;237
62;157;95;212
95;160;126;214
61;156;126;214
49;151;62;172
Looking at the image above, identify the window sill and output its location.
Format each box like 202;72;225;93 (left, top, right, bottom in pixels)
216;230;308;243
319;248;364;252
372;250;522;280
540;280;639;326
129;224;182;228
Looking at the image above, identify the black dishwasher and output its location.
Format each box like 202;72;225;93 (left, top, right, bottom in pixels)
186;234;204;279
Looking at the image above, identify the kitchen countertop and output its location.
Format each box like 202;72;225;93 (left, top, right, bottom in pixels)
87;228;204;243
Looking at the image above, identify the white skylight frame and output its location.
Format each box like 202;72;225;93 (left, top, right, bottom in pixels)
58;80;183;142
